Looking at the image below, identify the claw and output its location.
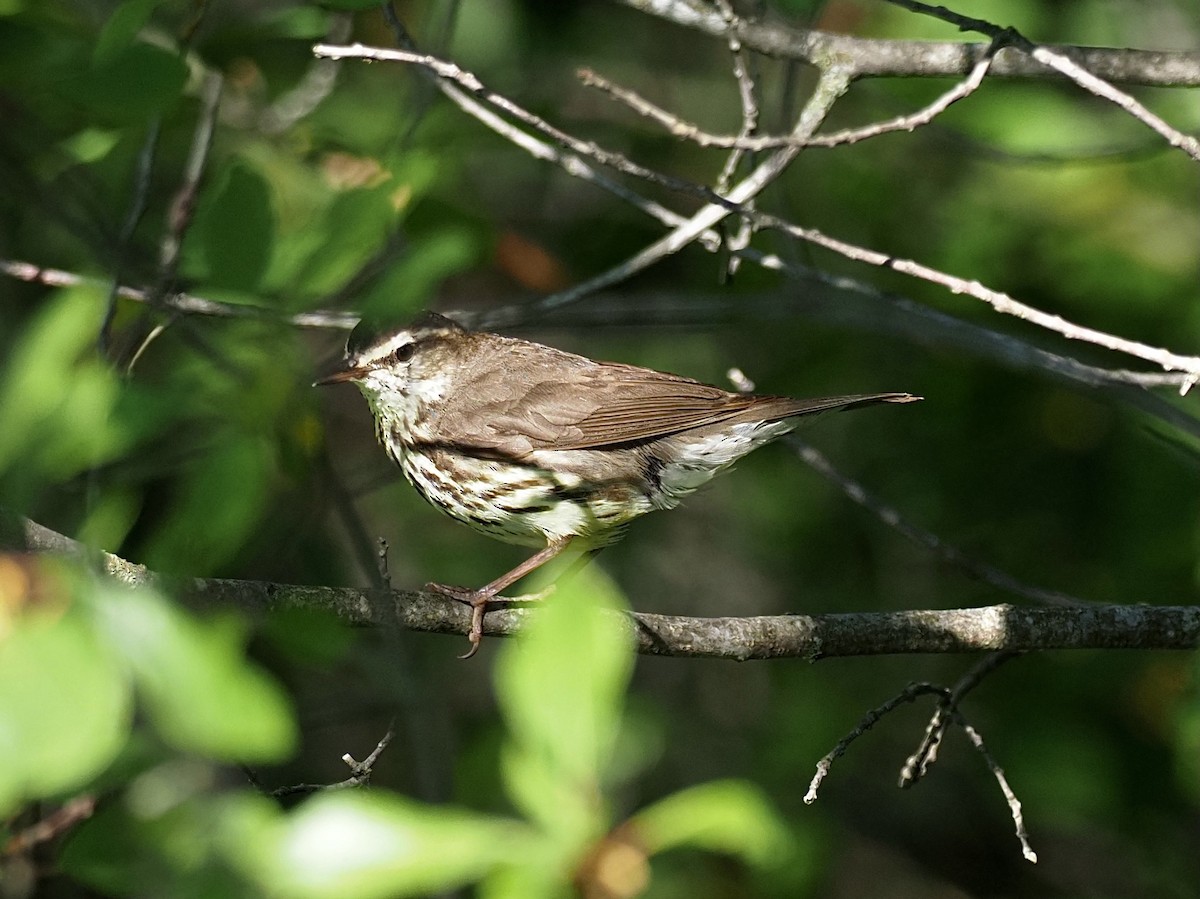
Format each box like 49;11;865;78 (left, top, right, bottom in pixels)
427;584;493;659
425;580;556;660
459;597;488;659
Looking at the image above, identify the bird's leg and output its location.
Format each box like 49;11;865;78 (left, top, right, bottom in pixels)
427;536;574;659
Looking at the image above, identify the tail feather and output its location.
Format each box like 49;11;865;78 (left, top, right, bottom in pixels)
756;392;922;423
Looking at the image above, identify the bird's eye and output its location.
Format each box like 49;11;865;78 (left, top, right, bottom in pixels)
392;343;415;364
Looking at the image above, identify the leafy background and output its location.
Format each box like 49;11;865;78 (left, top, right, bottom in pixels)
1;0;1199;896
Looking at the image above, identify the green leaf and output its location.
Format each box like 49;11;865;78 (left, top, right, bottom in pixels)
196;163;276;292
494;568;633;838
259;6;333;39
142;435;273;574
234;792;530;899
92;583;296;762
358;227;481;319
59;127;122;164
630;780;791;868
63;42;187;123
317;0;385;9
287;187;399;296
0;569;130;815
95;0;166;64
0;286;129;485
63;787;266;897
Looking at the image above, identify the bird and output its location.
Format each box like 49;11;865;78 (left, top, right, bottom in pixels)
316;311;919;657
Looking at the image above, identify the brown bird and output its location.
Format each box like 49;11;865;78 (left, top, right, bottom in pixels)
317;312;919;656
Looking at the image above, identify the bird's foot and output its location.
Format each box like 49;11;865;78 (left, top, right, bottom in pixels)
426;583;557;659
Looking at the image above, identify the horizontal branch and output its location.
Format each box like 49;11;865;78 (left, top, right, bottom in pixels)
0;260;356;331
6;513;1198;660
618;0;1200;86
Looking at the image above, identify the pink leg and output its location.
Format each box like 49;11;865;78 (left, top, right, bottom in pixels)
428;536;574;659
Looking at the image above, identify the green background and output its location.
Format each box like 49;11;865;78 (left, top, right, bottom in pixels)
1;0;1198;896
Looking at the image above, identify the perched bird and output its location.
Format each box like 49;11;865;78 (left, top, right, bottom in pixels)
317;311;919;656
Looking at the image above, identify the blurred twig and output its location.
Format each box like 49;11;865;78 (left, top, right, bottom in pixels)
0;260;357;330
789;438;1091;607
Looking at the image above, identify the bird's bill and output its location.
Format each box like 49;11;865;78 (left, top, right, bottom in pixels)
313;365;368;387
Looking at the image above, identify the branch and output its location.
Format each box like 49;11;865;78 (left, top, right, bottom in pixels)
579;43;996;151
616;0;1200;86
6;513;1198;661
887;0;1200;162
0;260;357;331
312;40;1200;385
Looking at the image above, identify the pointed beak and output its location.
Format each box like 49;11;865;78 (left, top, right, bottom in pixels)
313;364;368;387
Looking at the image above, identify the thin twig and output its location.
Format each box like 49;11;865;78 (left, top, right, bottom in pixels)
98;119;160;356
158;70;222;287
790;439;1090;607
514;64;853;317
956;712;1038;862
615;0;1200;87
375;8;722;258
900;651;1019;785
885;0;1200;162
3;795;97;857
712;0;759;280
312;43;737;212
806;655;1036;863
0;260;357;330
257;723;397;798
124;70;225;375
315;40;1200;383
805;681;948;803
580;44;996;151
750;209;1200;383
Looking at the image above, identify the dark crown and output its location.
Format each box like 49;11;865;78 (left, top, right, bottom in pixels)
346;310;466;357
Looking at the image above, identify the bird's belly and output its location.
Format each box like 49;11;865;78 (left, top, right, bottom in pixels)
397;447;650;547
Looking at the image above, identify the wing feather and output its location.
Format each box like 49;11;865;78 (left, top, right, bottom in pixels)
435;337;916;455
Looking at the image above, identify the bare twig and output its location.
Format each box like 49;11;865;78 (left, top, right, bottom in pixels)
805;681;948;802
312;43;729;213
711;0;759;280
247;723;397;798
159;70;222;287
3;795;97;857
885;0;1200;162
580;44;996;151
315;40;1200;384
0;260;357;331
615;0;1200;87
749;209;1200;385
807;654;1036;863
900;651;1018;785
124;69;225;375
376;7;721;258
514;64;853;316
957;714;1037;862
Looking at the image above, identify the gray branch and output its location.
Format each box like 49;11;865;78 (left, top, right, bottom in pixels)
618;0;1200;86
6;513;1197;661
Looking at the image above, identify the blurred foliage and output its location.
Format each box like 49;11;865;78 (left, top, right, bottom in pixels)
1;0;1199;897
1;557;788;897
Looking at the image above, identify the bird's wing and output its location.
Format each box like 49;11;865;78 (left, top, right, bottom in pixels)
443;353;914;454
